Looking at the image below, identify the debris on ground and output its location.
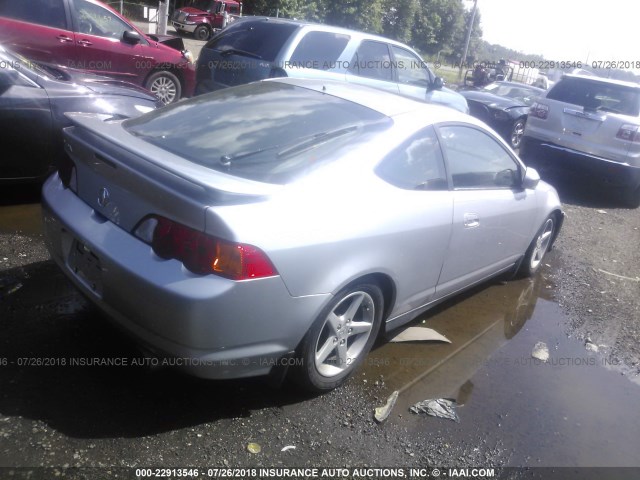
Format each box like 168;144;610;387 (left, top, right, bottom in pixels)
585;340;599;353
247;443;261;454
390;327;451;343
410;398;460;422
597;269;640;282
532;341;550;362
281;445;296;452
374;390;399;423
0;281;23;298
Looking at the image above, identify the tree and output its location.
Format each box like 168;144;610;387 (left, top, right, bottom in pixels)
324;0;385;33
382;0;417;45
410;0;465;55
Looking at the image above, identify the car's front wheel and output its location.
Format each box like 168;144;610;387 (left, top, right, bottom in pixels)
145;70;181;104
292;283;383;392
510;118;526;149
194;25;211;41
518;215;556;277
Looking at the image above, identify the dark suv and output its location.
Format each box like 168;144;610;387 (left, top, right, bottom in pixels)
0;0;196;104
195;17;468;114
521;74;640;207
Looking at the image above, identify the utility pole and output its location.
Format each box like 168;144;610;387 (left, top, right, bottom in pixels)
459;0;478;79
158;1;168;35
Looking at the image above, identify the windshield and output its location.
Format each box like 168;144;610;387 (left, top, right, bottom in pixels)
483;83;542;106
188;0;212;11
124;82;391;184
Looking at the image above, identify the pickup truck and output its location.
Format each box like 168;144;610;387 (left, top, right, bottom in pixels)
172;0;242;40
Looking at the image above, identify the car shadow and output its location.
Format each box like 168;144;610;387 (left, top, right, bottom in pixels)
0;183;42;206
0;260;312;439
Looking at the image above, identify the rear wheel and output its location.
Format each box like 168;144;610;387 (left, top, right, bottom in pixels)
518;215;556;277
291;283;383;392
145;70;181;105
194;24;210;41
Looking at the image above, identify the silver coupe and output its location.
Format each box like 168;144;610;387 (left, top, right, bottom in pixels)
42;78;563;391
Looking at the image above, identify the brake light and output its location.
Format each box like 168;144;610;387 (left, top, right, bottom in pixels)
143;216;277;280
616;124;640;142
530;102;549;119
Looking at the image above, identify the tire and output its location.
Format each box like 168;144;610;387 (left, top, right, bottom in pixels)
194;24;210;41
291;283;383;392
621;185;640;208
518;215;556;278
145;70;181;105
510;118;526;149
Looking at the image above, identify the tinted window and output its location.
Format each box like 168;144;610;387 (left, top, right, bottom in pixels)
73;0;132;38
349;41;392;81
439;126;520;189
205;21;299;62
0;0;66;29
289;31;350;71
391;46;430;87
376;127;447;190
124;82;391;184
547;77;640;116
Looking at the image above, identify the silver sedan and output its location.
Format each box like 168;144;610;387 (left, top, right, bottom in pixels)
42;78;563;391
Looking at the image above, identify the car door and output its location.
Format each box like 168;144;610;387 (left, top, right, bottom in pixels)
435;124;536;298
374;126;452;317
345;40;398;94
0;0;76;64
69;0;146;82
0;65;52;180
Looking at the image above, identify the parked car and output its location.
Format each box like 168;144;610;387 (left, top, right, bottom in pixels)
521;74;640;207
195;17;469;113
0;45;161;182
173;0;242;41
0;0;196;104
461;81;545;149
42;78;562;391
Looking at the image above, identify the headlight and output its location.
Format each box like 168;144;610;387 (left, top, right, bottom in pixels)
182;50;195;64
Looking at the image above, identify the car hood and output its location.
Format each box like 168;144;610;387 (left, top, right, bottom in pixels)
461;90;525;109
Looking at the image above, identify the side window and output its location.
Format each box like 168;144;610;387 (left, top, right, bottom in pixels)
0;0;67;29
348;41;392;81
73;0;132;39
289;32;350;71
438;126;520;189
376;126;447;190
391;46;430;87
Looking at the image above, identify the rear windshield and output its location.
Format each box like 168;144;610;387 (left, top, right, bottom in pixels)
204;21;299;62
547;77;640;116
124;82;391;184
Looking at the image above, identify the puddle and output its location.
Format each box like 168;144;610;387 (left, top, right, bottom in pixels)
362;270;640;467
0;204;43;236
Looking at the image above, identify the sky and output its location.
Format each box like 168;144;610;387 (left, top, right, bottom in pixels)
465;0;640;69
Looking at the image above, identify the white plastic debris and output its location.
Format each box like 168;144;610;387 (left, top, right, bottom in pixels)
532;341;550;362
281;445;296;452
390;327;451;343
374;390;399;423
585;341;599;353
410;398;459;422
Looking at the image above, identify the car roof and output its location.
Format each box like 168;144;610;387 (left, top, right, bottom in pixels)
561;74;640;90
266;77;471;123
233;16;423;52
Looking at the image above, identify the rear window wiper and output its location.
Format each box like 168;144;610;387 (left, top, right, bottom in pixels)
218;47;262;59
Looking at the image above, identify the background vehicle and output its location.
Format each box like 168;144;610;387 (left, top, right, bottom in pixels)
0;45;161;182
461;81;544;149
173;0;242;41
0;0;196;104
195;17;469;113
42;78;562;392
521;74;640;207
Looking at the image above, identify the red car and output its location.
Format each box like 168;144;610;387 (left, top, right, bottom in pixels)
0;0;196;104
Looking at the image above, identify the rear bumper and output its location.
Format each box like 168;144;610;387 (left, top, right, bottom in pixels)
520;136;640;189
41;174;330;379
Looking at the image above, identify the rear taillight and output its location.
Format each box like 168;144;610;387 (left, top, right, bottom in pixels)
616;124;640;143
529;102;549;120
137;216;277;280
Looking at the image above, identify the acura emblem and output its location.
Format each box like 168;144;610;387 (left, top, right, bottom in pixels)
97;187;111;208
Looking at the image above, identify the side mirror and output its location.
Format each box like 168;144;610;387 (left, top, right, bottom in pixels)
432;76;444;90
522;167;540;190
122;30;142;44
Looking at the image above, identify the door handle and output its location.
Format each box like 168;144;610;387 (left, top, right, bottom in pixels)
57;35;73;43
77;39;93;46
464;213;479;228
